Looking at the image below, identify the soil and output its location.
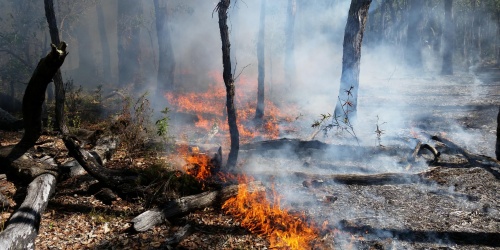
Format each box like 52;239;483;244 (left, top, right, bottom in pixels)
0;65;499;249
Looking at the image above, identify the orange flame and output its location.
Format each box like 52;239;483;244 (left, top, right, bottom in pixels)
178;145;215;181
165;71;297;144
222;180;318;249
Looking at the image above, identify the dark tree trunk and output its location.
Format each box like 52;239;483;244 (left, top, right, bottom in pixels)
254;0;266;122
405;0;423;69
441;0;454;75
334;0;372;123
284;0;296;89
496;107;500;161
96;1;111;83
496;12;500;66
118;0;142;86
44;0;69;134
154;0;176;103
217;0;240;170
76;19;96;84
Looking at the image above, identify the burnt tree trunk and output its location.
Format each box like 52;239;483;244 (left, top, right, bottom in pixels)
284;0;296;89
154;0;175;96
254;0;266;122
217;0;240;170
496;106;500;161
334;0;372;123
405;0;423;69
44;0;69;134
118;0;142;86
96;1;111;83
441;0;454;75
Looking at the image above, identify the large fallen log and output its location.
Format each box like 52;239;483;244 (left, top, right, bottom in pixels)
0;174;56;250
131;181;265;232
294;172;428;186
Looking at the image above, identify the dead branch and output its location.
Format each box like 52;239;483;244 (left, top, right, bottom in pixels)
0;174;56;249
431;135;500;167
294;172;427;185
131;181;265;232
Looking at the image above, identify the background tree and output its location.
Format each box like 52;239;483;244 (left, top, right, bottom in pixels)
96;1;111;83
118;0;143;87
441;0;454;75
217;0;240;170
44;0;69;134
284;0;296;89
405;0;423;69
254;0;266;122
154;0;176;103
334;0;372;124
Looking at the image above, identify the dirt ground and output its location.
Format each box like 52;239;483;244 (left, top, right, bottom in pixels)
0;65;499;249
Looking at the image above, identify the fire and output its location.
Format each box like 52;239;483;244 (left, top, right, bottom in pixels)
165;71;296;144
222;181;318;249
178;145;215;181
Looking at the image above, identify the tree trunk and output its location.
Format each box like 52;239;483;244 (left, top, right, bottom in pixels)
441;0;454;75
284;0;296;89
496;106;500;161
254;0;266;122
96;1;112;83
44;0;69;134
118;0;142;86
334;0;372;123
217;0;240;170
154;0;175;97
405;0;423;69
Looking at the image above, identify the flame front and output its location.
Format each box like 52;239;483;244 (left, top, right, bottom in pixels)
222;182;318;249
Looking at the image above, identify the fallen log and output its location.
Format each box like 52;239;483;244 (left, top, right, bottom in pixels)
131;181;265;232
0;174;56;249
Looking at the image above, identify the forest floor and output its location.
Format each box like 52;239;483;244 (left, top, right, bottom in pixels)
0;65;499;249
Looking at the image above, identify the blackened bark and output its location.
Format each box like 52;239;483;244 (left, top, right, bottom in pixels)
217;0;240;170
154;0;176;95
284;0;296;89
96;2;111;83
254;0;266;122
334;0;372;123
496;107;500;160
441;0;454;75
44;0;69;134
405;0;423;69
118;0;142;86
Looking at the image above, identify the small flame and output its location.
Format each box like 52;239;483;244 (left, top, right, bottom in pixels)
178;145;215;181
222;180;318;249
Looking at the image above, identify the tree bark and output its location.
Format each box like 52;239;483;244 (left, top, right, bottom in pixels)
96;1;112;83
441;0;454;75
217;0;240;170
254;0;266;122
154;0;175;96
118;0;142;86
44;0;69;134
334;0;372;123
0;174;56;250
284;0;296;89
405;0;423;69
496;106;500;161
131;181;265;232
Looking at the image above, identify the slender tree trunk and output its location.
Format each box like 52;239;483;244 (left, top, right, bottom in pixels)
154;0;175;98
254;0;266;122
284;0;296;89
217;0;239;170
334;0;372;124
405;0;423;69
496;106;500;161
118;0;142;86
497;12;500;66
44;0;69;134
76;19;96;84
441;0;454;75
96;1;111;83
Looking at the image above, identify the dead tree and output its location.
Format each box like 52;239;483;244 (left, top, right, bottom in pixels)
496;106;500;160
441;0;454;75
405;0;423;69
118;0;142;86
254;0;266;122
334;0;372;123
44;0;69;134
96;1;112;83
154;0;176;96
217;0;240;170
